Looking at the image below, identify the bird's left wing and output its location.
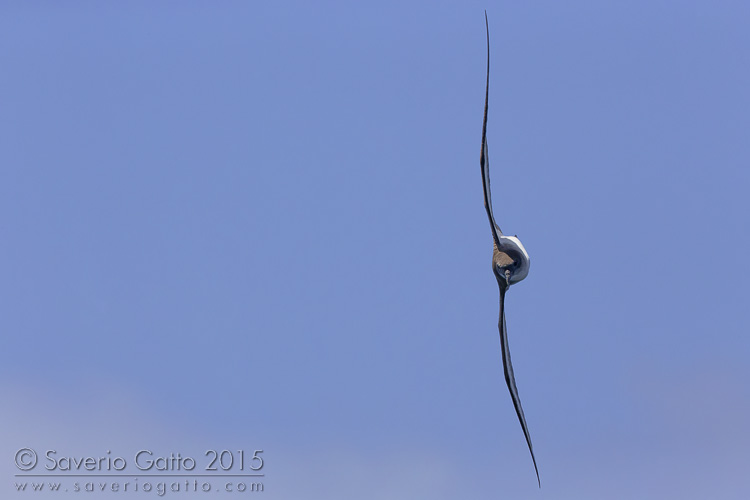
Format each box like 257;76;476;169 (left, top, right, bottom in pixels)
498;287;540;487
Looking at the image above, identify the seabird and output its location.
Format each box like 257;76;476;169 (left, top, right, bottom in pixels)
479;12;539;487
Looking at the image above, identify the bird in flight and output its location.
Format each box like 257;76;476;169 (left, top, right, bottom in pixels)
479;12;539;487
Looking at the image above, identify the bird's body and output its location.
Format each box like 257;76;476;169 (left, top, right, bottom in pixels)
480;13;539;487
493;237;530;286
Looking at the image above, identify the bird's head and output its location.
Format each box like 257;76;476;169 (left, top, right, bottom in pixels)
493;235;530;288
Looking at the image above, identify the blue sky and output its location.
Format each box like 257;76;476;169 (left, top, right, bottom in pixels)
2;1;749;498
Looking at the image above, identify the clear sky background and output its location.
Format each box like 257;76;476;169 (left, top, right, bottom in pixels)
2;1;749;499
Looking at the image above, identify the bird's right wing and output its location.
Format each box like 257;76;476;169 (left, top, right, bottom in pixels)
480;12;503;250
498;287;540;487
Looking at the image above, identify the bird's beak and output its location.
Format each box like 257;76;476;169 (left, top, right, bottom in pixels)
504;270;511;287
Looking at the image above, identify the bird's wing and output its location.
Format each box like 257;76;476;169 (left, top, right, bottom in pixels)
498;287;540;487
480;12;503;249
